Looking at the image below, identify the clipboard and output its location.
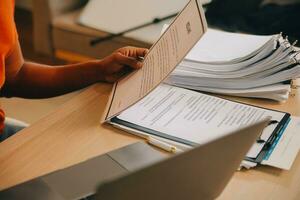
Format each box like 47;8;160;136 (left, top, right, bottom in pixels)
111;103;291;164
245;115;291;163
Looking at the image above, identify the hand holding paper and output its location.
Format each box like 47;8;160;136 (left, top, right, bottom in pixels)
102;0;207;121
98;46;148;82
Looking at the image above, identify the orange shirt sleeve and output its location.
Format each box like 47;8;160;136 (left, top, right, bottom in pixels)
0;0;17;87
0;0;17;133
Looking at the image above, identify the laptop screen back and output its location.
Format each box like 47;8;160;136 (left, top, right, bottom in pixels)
94;120;268;200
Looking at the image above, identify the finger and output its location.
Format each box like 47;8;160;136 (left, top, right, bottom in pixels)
119;47;148;58
133;47;149;58
115;52;143;69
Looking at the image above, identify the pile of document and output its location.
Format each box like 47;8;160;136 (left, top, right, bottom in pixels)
165;29;300;101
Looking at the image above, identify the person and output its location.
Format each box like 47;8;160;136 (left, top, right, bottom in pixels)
0;1;148;142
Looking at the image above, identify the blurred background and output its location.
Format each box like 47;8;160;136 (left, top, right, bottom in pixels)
14;0;300;62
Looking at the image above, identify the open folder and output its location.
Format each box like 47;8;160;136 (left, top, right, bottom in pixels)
101;0;207;122
101;0;293;168
110;84;290;163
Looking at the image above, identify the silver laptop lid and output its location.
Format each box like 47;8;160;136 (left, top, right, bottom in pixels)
94;120;268;200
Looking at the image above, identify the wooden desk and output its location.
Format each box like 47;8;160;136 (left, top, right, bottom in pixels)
0;82;299;199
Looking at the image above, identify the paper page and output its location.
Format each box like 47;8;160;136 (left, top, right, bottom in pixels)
185;29;275;63
261;116;300;170
166;83;291;101
117;84;286;148
167;83;291;94
240;160;257;170
167;65;300;90
103;0;207;121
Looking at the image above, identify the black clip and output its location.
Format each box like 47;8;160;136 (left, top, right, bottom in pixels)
256;120;279;143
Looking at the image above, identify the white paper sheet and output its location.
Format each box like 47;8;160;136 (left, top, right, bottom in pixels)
261;116;300;170
117;84;286;158
185;29;274;63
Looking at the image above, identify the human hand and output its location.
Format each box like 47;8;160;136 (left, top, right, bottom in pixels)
98;46;148;82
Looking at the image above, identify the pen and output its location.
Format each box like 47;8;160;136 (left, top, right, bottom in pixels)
111;122;186;152
147;136;183;154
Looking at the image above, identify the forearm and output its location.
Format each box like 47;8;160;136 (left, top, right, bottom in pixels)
2;60;103;98
2;44;147;98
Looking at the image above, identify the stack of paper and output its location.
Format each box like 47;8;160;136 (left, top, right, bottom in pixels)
165;29;300;101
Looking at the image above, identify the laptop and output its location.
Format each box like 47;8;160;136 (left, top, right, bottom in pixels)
0;120;268;200
93;120;268;200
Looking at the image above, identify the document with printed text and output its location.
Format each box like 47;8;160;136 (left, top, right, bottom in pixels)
115;84;289;158
102;0;207;121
